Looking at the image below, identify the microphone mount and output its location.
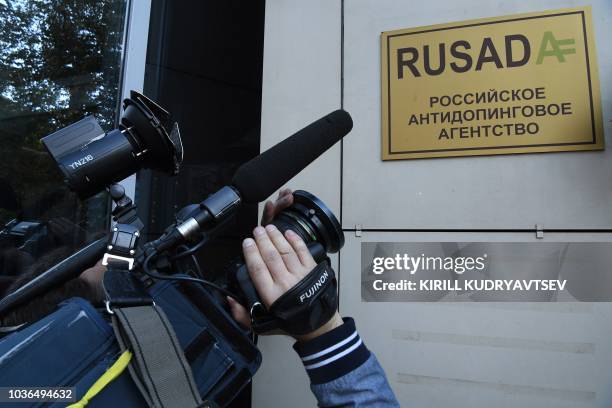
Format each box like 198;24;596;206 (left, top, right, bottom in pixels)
102;183;144;270
142;186;242;258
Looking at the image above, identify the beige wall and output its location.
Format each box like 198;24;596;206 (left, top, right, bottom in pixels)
255;1;612;407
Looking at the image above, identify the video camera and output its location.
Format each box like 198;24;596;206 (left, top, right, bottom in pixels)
0;91;352;407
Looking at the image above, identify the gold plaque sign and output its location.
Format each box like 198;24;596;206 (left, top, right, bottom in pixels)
381;7;603;160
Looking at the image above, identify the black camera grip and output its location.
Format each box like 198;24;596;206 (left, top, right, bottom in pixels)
233;241;326;306
233;251;338;336
268;260;338;335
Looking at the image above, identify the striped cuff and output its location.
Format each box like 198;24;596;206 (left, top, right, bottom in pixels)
293;317;370;384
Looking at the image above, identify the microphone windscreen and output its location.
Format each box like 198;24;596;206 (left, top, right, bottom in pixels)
232;110;352;203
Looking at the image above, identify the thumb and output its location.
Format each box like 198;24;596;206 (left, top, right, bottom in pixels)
226;296;251;329
260;200;275;225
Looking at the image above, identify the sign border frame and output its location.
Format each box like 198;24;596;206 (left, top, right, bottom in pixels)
382;9;599;157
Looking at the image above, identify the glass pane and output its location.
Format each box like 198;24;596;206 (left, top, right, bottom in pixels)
0;0;128;296
140;0;265;278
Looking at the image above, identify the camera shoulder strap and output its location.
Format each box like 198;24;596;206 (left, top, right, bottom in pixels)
104;265;208;408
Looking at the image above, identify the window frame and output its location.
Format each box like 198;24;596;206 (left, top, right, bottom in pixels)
115;0;152;204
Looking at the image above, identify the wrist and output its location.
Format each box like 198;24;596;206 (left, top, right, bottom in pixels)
294;312;343;342
292;316;371;384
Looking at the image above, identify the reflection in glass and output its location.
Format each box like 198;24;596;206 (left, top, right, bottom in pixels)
0;0;127;295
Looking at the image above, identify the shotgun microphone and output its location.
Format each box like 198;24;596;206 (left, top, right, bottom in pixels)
167;109;353;244
233;109;352;203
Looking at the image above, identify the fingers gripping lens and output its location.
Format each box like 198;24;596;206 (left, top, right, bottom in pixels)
228;191;344;334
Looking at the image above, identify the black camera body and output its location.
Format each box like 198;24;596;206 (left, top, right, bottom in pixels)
159;188;345;335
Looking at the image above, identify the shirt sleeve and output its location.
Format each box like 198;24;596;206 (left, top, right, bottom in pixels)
293;317;400;407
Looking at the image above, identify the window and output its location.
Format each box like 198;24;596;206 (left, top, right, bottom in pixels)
140;0;265;275
0;0;128;295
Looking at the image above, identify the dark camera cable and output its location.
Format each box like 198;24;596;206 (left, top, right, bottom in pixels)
142;252;237;300
170;239;207;262
189;254;205;280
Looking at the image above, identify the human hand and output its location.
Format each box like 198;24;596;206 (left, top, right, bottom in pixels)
260;188;293;226
80;260;106;287
227;224;342;342
226;188;294;333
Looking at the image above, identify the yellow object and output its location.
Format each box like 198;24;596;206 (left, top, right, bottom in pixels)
67;350;133;408
381;6;603;160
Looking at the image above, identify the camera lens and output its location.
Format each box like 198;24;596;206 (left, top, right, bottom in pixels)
271;190;344;253
225;190;344;308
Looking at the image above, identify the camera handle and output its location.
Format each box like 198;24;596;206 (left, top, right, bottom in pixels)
101;183;144;271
